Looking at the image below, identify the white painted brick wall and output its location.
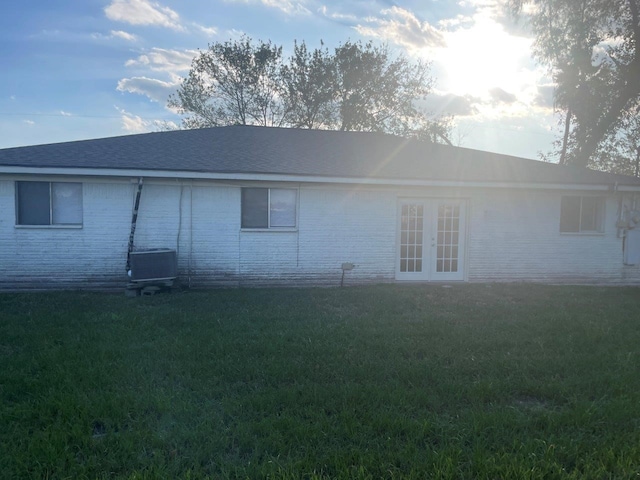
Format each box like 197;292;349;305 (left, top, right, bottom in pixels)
1;177;639;289
0;179;133;288
297;187;397;285
466;188;640;283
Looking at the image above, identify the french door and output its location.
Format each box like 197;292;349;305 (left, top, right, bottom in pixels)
396;199;466;281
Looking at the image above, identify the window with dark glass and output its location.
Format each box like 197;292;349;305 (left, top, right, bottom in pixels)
241;188;296;229
16;181;83;226
560;196;604;233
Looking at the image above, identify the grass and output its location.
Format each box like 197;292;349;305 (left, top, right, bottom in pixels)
1;284;640;479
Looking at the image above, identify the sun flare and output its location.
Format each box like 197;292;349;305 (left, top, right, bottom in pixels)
432;16;535;102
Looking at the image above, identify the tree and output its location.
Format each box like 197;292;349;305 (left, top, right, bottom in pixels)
280;41;336;129
168;36;286;128
509;0;640;169
592;115;640;176
169;37;450;142
332;41;434;135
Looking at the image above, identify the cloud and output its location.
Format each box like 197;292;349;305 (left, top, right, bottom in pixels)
124;48;196;73
91;30;139;41
317;5;358;24
489;87;517;104
117;77;178;103
460;0;532;38
116;107;150;133
224;0;310;16
114;106;179;133
120;48;196;108
23;120;35;126
534;84;555;109
104;0;184;30
438;14;474;30
194;23;218;37
60;110;73;116
110;30;139;41
355;7;446;51
423;92;479;117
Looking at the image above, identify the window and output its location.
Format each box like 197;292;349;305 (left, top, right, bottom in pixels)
16;181;83;226
241;188;296;229
560;196;604;233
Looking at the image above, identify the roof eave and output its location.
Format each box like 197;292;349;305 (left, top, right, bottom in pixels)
1;165;639;191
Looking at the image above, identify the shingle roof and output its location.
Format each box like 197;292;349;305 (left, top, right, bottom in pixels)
1;125;639;187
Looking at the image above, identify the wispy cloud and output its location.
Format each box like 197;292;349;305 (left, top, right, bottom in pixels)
317;5;358;24
110;30;139;41
60;110;73;116
117;77;178;103
423;92;479;117
114;106;178;133
119;48;196;109
355;7;446;51
225;0;310;16
23;120;35;126
115;107;150;132
124;48;196;73
489;87;518;104
91;30;139;41
104;0;184;30
194;23;218;37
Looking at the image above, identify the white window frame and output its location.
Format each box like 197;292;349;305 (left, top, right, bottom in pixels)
560;195;605;234
15;181;83;227
241;187;298;230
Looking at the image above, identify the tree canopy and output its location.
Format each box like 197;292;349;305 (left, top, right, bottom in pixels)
169;37;449;141
509;0;640;172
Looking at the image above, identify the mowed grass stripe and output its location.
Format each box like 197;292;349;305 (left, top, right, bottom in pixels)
1;285;639;479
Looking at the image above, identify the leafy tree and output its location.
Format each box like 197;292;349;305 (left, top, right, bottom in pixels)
280;41;336;129
332;41;434;135
169;37;450;142
592;115;640;176
168;36;286;128
509;0;640;169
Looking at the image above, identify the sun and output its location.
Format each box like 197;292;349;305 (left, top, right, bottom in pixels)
432;15;536;102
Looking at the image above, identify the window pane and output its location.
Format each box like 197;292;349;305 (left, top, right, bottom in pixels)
560;196;581;232
270;189;296;227
52;183;82;224
16;181;50;225
580;197;603;232
242;188;269;228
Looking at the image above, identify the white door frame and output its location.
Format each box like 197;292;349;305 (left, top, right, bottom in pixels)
396;198;467;281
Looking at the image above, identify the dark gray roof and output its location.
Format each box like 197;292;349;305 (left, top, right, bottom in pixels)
1;125;639;186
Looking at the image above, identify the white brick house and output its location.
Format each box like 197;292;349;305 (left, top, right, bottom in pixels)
1;125;640;289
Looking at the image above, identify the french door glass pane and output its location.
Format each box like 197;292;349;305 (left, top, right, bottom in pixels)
436;204;460;273
400;204;424;272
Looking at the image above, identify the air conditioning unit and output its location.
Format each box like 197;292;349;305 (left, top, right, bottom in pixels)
129;249;177;282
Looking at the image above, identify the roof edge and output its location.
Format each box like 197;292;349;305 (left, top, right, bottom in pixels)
2;166;636;191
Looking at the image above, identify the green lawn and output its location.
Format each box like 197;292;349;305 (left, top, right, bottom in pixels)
1;284;640;479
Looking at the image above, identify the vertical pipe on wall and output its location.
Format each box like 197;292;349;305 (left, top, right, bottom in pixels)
188;183;193;288
296;183;301;267
177;182;184;258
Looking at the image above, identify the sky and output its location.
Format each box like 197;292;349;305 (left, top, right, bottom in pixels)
0;0;559;160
